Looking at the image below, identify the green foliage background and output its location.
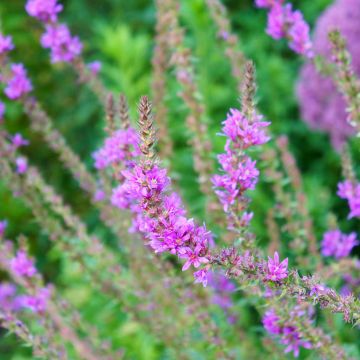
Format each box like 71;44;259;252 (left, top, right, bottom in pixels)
1;0;360;358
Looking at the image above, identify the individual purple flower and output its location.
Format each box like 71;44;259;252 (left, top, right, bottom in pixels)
0;102;5;122
4;64;33;100
11;134;29;149
20;287;51;313
25;0;63;23
0;33;14;55
263;309;282;335
321;229;358;259
93;128;141;170
0;283;18;312
179;245;209;271
88;61;102;75
281;326;312;357
41;24;82;63
0;220;7;237
266;251;288;281
15;157;28;174
194;268;209;287
10;250;36;277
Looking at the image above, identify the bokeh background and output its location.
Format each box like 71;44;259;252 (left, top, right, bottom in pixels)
1;0;359;358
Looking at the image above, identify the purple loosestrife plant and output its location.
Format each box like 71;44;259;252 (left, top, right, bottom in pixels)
0;33;14;54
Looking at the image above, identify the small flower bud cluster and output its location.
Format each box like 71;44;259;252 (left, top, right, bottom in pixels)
255;0;313;58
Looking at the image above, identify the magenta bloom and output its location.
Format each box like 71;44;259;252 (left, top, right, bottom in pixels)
266;251;288;281
321;229;358;259
93;128;141;170
263;309;282;335
11;134;29;149
25;0;63;23
10;250;36;277
20;287;51;313
257;1;313;57
4;64;33;100
15;157;28;174
179;245;209;271
337;180;360;218
41;24;82;63
0;220;7;237
0;33;14;54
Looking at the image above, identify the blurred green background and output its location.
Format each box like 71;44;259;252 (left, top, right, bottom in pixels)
1;0;360;358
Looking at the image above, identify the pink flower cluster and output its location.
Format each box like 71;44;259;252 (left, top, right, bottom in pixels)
0;33;14;55
41;24;82;63
25;0;63;22
112;162;212;286
255;0;313;58
93;128;141;170
15;157;28;174
26;0;82;64
10;250;37;277
321;229;358;259
263;309;312;357
337;180;360;219
212;108;270;220
4;64;32;100
20;287;51;314
0;283;20;312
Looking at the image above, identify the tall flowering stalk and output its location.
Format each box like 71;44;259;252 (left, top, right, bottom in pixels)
212;62;270;245
328;30;360;135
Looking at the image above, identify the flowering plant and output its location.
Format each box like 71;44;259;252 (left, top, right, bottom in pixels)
0;0;360;358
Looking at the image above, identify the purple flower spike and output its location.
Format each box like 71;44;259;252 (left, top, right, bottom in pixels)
15;157;28;174
266;251;288;282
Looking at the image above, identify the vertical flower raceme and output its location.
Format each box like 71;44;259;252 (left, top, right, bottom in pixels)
255;1;313;58
4;64;33;100
337;180;360;218
321;229;358;259
212;106;270;232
